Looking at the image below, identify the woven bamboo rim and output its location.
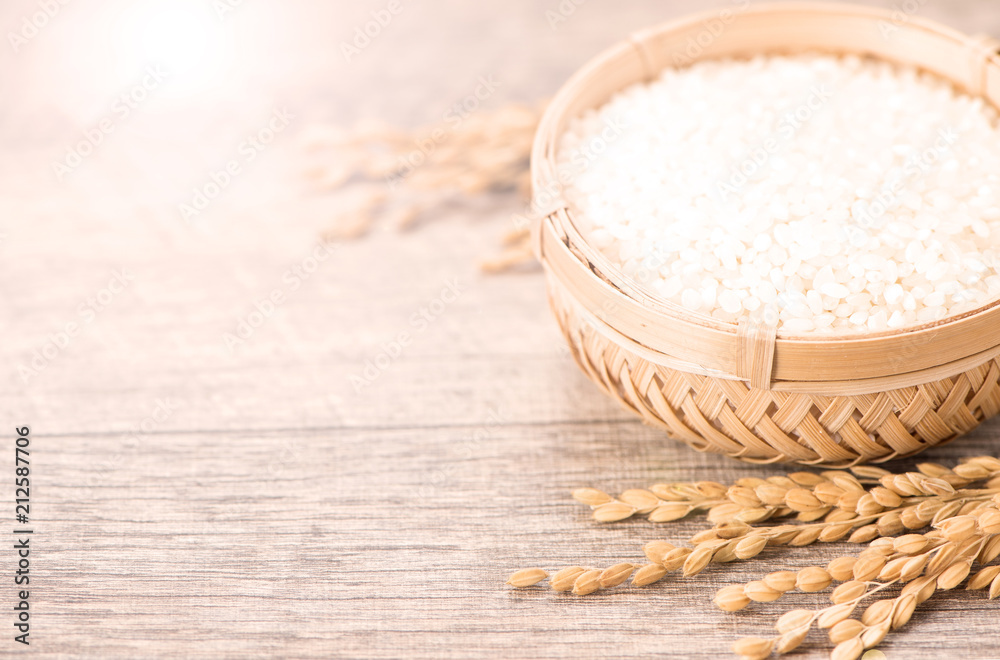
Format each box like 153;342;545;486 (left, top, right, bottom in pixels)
531;2;1000;465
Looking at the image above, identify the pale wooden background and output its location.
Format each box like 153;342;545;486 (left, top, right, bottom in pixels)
2;0;1000;658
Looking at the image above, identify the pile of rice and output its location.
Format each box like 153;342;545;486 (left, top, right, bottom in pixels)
556;54;1000;333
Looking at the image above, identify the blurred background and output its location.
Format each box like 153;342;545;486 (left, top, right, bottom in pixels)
3;0;1000;658
6;0;997;436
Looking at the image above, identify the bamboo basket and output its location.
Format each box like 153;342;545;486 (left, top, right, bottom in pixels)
530;2;1000;466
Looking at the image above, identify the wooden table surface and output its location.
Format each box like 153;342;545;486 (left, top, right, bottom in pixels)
3;0;1000;657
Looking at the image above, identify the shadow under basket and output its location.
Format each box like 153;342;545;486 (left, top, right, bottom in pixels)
530;2;1000;467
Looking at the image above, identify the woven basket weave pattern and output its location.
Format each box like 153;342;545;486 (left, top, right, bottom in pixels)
550;277;1000;466
533;4;1000;465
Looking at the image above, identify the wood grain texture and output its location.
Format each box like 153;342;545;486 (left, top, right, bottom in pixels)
2;0;1000;657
